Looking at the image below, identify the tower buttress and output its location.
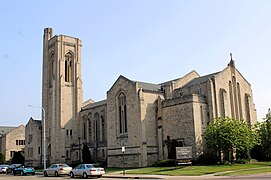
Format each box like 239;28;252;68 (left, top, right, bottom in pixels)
42;28;83;164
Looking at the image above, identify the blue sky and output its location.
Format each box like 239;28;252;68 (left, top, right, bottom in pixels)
0;0;270;126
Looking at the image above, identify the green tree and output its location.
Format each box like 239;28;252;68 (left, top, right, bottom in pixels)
11;151;25;165
257;108;271;161
0;153;5;164
204;117;258;163
82;144;92;163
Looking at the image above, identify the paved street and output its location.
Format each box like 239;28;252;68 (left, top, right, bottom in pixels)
1;173;271;180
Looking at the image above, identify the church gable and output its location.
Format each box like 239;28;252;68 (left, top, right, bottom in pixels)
107;75;136;94
213;60;256;124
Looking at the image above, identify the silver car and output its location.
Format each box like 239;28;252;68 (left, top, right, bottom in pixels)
43;163;72;177
0;165;9;174
70;164;105;178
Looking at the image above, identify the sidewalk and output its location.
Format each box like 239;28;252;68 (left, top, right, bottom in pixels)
103;167;271;179
103;171;216;179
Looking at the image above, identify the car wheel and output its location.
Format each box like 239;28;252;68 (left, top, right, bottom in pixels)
70;172;74;178
97;175;102;178
44;171;48;177
13;170;16;175
32;172;35;175
55;171;59;177
20;171;24;176
83;172;87;179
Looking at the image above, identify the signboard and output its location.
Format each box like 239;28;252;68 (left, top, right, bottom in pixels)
176;146;192;160
122;146;125;152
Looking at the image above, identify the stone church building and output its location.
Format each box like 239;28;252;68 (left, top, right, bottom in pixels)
40;28;257;167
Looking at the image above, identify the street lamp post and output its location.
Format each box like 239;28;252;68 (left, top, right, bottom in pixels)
28;105;46;170
122;146;125;175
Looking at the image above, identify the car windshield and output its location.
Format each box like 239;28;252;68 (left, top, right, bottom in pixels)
59;164;69;167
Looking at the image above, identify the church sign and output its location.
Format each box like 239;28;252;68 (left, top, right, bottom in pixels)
176;146;192;160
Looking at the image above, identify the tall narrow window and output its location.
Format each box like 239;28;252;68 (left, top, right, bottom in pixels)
38;146;41;155
101;115;105;141
88;113;92;142
65;52;73;83
220;89;226;117
94;113;100;141
229;81;235;118
232;76;239;120
237;83;243;120
83;123;86;140
49;53;54;87
118;92;127;134
245;94;251;124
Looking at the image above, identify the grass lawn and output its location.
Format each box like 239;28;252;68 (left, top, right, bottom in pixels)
125;162;271;176
217;167;271;176
104;167;123;173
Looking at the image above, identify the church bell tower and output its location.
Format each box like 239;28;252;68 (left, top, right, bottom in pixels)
42;28;83;164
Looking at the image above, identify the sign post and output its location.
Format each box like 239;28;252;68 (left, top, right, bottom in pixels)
122;146;125;175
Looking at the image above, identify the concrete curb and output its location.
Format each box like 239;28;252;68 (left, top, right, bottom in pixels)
103;175;161;179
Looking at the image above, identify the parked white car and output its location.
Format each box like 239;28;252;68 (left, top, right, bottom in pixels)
43;163;72;177
70;164;105;178
0;165;9;174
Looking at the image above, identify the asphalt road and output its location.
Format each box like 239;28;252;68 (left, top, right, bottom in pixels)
1;173;271;180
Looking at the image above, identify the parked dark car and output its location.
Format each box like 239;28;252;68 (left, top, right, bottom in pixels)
13;165;35;176
6;164;21;174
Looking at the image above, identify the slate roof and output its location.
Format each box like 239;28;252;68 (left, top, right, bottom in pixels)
136;81;161;92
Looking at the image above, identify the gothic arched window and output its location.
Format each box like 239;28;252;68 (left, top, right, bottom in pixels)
118;92;127;134
94;113;100;141
220;89;227;117
88;113;92;142
101;115;105;141
65;52;73;83
49;53;54;87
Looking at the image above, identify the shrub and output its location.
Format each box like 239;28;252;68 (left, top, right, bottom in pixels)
234;158;250;164
197;153;218;165
153;159;176;167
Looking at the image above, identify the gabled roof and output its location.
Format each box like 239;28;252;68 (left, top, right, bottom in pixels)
108;75;135;92
81;99;107;111
0;126;16;137
183;71;220;87
28;117;41;126
159;70;200;86
109;75;162;93
82;98;95;109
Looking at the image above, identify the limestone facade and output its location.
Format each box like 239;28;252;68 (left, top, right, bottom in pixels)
42;28;83;164
0;125;25;162
25;118;42;167
80;100;107;164
40;28;257;167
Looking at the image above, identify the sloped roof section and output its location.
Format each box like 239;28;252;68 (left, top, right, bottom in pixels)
81;99;107;111
160;70;200;85
136;81;161;92
0;126;16;137
184;71;220;87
